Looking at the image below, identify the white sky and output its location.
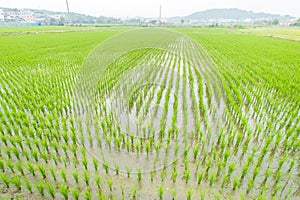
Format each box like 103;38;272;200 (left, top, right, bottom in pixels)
1;0;299;18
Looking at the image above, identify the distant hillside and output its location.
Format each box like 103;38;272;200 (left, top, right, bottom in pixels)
29;9;123;24
0;7;122;25
168;8;293;24
0;7;296;25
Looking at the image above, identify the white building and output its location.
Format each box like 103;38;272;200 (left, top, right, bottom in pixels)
19;10;35;22
0;9;4;21
243;18;252;23
51;14;65;20
279;19;297;26
4;10;19;21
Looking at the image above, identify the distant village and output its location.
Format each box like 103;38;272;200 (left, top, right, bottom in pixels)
185;18;298;26
0;8;67;25
0;7;299;26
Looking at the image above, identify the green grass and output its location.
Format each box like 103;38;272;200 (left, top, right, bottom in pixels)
0;25;132;34
238;27;300;41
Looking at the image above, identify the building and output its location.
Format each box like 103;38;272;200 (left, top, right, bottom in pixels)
51;14;65;20
279;19;298;26
0;9;4;21
19;10;35;22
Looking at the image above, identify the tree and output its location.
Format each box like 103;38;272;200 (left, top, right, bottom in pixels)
58;16;65;26
272;19;279;25
291;18;300;26
150;20;157;24
181;19;184;24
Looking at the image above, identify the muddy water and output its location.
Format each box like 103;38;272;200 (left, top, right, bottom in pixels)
73;29;298;199
74;30;233;199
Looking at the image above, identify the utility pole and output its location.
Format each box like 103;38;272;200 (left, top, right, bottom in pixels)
157;4;161;26
159;4;161;24
65;0;72;25
65;0;70;14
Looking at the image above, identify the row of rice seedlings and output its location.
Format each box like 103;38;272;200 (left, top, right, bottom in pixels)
205;46;296;198
124;50;165;114
0;30;118;198
78;48;183;180
158;52;177;139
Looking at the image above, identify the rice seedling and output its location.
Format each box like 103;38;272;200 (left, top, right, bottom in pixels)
184;169;191;184
71;187;80;200
11;175;21;190
0;159;4;172
277;155;287;172
274;171;283;186
59;183;69;199
126;166;131;178
83;188;92;200
6;159;14;173
137;168;142;182
199;188;206;200
150;169;155;182
0;173;10;188
135;141;140;153
107;178;113;192
37;163;47;179
115;164;120;175
82;156;88;170
61;168;67;183
260;184;268;196
126;140;131;152
72;169;79;184
240;192;245;200
32;148;38;162
145;141;151;156
158;185;164;200
246;179;254;194
131;186;138;199
240;161;250;181
172;169;178;183
35;180;45;196
184;158;189;170
209;171;216;186
160;169;167;182
233;176;240;190
287;158;295;173
272;185;282;197
97;192;106;200
252;166;260;181
46;182;56;199
223;149;231;163
91;158;99;172
24;177;32;193
12;147;20;160
187;187;193;200
284;183;294;200
15;161;24;176
193;144;199;160
62;157;68;167
49;166;57;182
120;185;125;200
52;153;58;166
94;175;101;189
83;170;90;186
103;161;109;174
197;171;204;185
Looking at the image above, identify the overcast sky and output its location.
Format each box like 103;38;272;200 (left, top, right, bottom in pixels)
1;0;300;18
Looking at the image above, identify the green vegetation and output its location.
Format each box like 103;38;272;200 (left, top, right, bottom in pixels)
238;27;300;41
0;26;299;199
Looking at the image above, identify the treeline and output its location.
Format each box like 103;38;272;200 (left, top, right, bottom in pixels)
291;18;300;26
